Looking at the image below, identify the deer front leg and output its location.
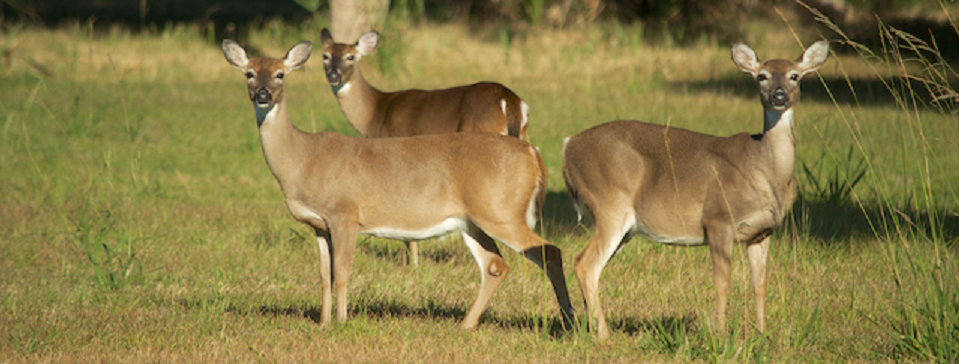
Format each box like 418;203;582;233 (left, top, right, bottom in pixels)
330;222;358;323
707;225;734;333
747;235;770;332
460;226;509;330
315;229;333;325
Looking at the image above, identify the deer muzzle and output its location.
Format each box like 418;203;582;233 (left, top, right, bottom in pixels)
253;88;272;107
326;69;341;85
770;88;788;109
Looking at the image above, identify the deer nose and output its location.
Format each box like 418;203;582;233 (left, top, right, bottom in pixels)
326;70;341;85
254;88;272;105
770;88;788;108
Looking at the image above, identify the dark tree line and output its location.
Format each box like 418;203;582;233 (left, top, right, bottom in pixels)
0;0;951;47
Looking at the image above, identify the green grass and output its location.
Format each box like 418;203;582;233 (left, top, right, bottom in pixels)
1;9;958;363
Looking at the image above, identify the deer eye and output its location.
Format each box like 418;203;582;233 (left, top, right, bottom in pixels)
276;72;284;79
322;53;330;61
790;73;799;81
346;55;355;61
245;72;254;79
757;73;768;81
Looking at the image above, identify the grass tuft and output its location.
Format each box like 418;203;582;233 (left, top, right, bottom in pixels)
803;1;959;362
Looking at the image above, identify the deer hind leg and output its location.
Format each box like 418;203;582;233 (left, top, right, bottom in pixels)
518;235;574;330
747;235;770;332
575;209;636;340
473;220;575;331
315;229;333;325
459;223;509;330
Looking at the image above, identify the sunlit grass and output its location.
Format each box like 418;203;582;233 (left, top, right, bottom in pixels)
0;7;957;363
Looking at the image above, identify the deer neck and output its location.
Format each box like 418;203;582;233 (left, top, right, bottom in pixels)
333;67;383;137
759;108;797;183
255;96;310;186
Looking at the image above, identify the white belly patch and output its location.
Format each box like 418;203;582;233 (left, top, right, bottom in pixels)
361;217;468;241
635;218;706;246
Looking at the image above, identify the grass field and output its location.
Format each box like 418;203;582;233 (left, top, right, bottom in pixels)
1;6;958;363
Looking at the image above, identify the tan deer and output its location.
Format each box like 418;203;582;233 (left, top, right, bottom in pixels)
562;41;829;339
221;39;574;330
319;28;531;266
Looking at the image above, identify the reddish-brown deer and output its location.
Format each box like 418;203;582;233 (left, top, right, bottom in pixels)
222;39;573;330
319;28;531;266
562;41;829;339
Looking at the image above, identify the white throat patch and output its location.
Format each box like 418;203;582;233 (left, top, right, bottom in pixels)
334;82;352;97
255;104;275;126
764;108;793;131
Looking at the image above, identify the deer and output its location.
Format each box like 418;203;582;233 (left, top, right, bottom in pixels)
221;39;574;330
319;28;531;267
561;41;829;339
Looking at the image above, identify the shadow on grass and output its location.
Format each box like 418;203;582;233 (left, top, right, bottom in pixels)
245;304;328;324
611;313;699;337
793;197;959;245
542;190;581;238
357;299;570;337
178;298;571;338
353;299;570;337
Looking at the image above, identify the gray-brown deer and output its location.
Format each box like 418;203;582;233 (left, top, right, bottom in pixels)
319;28;531;266
222;39;574;330
562;41;829;339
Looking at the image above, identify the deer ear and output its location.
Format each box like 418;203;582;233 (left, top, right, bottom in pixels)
731;42;761;77
284;41;313;70
222;39;250;69
355;31;379;56
321;28;334;48
797;40;829;76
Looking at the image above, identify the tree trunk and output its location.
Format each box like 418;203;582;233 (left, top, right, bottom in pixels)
330;0;390;44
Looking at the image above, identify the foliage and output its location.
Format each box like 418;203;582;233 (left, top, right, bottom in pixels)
800;145;868;209
66;207;147;291
884;244;959;363
803;2;959;361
